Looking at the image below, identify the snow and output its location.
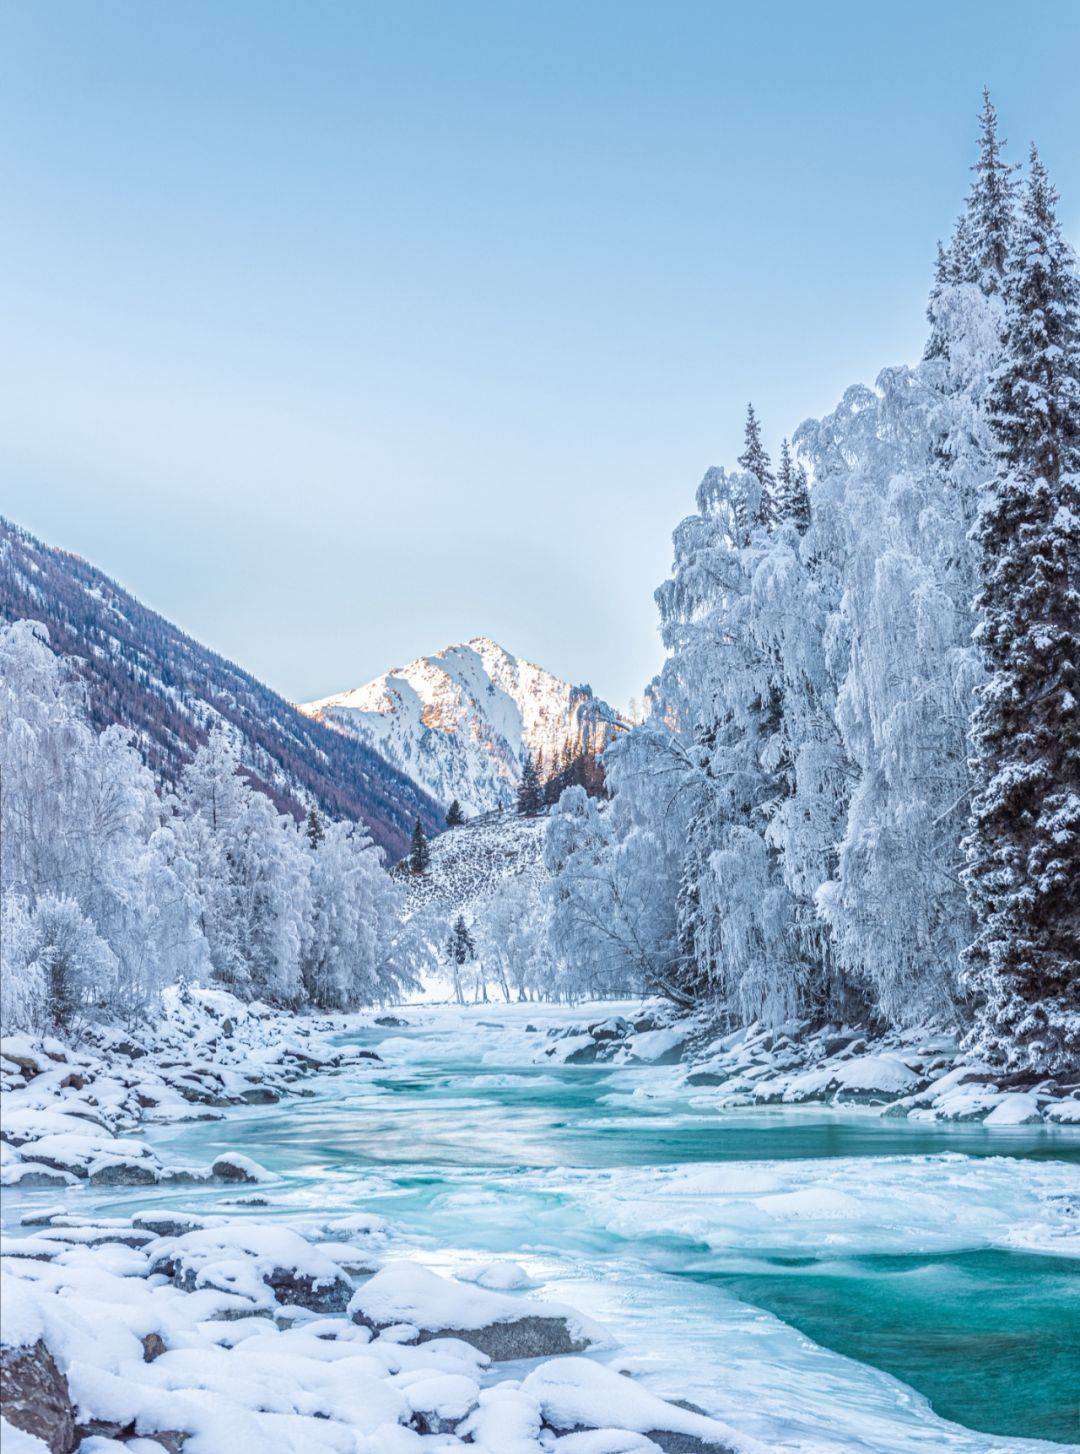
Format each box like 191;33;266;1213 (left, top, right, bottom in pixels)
620;1027;688;1064
983;1092;1043;1125
521;1358;751;1447
1;1001;1076;1454
0;1421;51;1454
831;1055;921;1096
571;1153;1080;1259
300;638;617;817
460;1260;536;1290
347;1261;604;1342
0;1269;46;1347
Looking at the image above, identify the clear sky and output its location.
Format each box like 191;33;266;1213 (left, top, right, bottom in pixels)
2;2;1078;712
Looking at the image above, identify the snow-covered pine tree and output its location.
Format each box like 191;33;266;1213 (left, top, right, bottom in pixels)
517;752;542;816
306;807;325;849
962;90;1018;295
774;439;812;534
737;403;776;529
963;146;1080;1074
409;817;431;873
446;799;465;828
448;915;475;964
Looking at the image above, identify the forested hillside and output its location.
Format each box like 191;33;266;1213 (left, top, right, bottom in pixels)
482;96;1080;1076
0;519;443;857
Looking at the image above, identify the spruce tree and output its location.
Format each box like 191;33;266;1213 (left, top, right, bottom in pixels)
964;89;1017;294
305;807;325;849
445;799;465;829
774;439;812;534
962;147;1080;1074
737;403;775;528
409;817;431;873
447;915;475;964
517;752;542;816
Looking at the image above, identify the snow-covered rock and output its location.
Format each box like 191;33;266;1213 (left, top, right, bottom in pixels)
150;1223;355;1314
0;989;387;1206
522;1359;741;1451
347;1261;606;1360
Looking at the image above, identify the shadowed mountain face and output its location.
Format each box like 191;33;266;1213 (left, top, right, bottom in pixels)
0;518;442;858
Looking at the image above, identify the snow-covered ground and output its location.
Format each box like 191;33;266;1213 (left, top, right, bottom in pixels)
401;812;546;921
2;1000;1078;1454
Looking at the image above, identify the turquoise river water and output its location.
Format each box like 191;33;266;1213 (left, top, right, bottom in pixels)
7;1003;1079;1453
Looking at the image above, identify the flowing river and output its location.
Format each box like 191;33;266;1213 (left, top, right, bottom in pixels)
11;1002;1080;1453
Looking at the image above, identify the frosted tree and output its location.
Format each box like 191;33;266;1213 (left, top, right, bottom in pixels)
474;878;553;1001
444;914;477;1002
303;820;379;1008
177;729;307;1005
963;148;1080;1073
961;90;1017;294
0;619;203;1025
544;779;679;1000
540;98;1074;1048
0;896;49;1032
774;440;811;534
654;461;808;1019
788;99;1018;1025
0;618;418;1026
446;799;466;828
737;403;775;528
0;894;116;1032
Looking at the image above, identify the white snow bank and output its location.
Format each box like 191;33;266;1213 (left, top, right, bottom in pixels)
459;1259;537;1290
983;1092;1043;1126
522;1358;749;1446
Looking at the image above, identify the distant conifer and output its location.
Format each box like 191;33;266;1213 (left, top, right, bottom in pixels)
409;817;431;873
517;753;542;817
774;439;812;534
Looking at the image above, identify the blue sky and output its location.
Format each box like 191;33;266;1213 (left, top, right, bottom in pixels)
2;2;1078;711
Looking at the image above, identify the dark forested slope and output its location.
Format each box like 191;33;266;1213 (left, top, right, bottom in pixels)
0;518;442;856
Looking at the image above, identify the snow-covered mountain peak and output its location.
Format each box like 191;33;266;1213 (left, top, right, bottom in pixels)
300;639;618;816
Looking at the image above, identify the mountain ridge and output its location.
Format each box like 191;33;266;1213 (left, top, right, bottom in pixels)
301;636;620;816
0;517;443;857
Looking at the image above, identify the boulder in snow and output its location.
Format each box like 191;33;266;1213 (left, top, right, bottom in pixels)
210;1152;276;1184
0;1340;75;1454
348;1262;603;1360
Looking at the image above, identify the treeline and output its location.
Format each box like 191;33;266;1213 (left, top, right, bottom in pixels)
0;620;426;1033
541;96;1079;1073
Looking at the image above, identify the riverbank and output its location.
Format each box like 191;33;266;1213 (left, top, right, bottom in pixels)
3;999;1078;1453
1;994;751;1453
530;1002;1080;1125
